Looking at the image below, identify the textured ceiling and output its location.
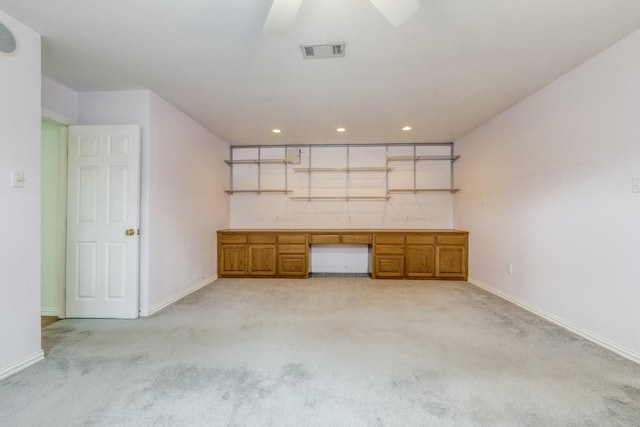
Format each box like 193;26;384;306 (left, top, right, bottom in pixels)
1;0;640;145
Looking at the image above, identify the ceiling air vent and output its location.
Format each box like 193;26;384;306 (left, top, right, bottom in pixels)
301;42;345;59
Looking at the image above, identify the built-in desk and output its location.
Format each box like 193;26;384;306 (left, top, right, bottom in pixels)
217;229;468;280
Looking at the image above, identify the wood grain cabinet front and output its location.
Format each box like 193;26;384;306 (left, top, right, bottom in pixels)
435;234;467;279
248;244;277;275
405;244;436;278
218;229;468;280
278;255;307;277
405;234;436;278
374;256;405;277
219;244;247;276
436;245;466;279
372;234;405;278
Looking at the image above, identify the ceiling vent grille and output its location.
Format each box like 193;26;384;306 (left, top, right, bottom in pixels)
301;42;345;59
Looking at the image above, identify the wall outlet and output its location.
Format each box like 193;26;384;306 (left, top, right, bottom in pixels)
507;263;513;274
403;215;409;222
633;176;640;193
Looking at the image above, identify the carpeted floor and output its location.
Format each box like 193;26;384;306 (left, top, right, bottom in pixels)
1;278;639;426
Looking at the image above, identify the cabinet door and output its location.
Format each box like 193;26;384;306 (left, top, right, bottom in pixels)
406;245;436;278
249;245;277;275
220;245;247;276
373;255;404;278
436;245;466;279
278;255;307;277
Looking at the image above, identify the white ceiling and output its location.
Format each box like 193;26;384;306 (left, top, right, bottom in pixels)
2;0;640;146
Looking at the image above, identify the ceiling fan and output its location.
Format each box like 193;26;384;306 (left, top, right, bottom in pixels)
263;0;420;35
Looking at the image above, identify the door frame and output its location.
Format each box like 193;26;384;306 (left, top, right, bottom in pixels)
41;108;75;319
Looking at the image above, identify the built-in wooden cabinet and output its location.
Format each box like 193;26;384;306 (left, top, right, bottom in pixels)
373;234;405;278
217;229;467;280
219;245;247;276
247;234;277;275
406;246;436;278
435;235;467;279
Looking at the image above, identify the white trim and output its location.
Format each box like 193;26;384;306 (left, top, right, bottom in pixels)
138;276;216;317
41;307;59;317
468;277;640;365
41;108;77;126
0;350;45;381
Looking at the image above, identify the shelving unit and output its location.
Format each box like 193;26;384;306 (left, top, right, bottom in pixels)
293;167;393;173
289;196;391;201
387;145;459;194
224;142;460;198
224;147;294;194
291;145;391;201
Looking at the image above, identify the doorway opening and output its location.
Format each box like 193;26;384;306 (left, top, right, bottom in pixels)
41;118;68;325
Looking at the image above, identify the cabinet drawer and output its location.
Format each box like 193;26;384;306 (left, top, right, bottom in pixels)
248;234;277;244
279;244;307;255
278;255;307;276
437;235;467;245
279;234;307;244
374;256;404;278
374;244;405;255
374;234;404;244
220;234;247;244
406;235;436;245
310;234;340;244
341;234;372;244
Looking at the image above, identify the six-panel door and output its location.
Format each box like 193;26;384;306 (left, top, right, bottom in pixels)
66;125;141;319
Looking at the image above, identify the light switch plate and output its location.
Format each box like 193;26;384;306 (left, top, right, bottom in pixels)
11;169;24;188
633;176;640;193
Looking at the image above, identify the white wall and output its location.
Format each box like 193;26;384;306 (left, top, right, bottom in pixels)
41;77;78;124
146;92;229;313
454;30;640;359
229;144;454;272
230;145;454;229
0;11;43;378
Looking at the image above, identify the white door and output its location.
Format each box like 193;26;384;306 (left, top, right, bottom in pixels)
66;125;141;318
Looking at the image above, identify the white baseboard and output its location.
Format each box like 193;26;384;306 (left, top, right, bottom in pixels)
41;307;59;317
139;275;216;317
468;278;640;365
0;350;45;381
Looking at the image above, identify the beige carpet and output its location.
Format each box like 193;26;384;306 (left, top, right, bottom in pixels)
2;278;639;426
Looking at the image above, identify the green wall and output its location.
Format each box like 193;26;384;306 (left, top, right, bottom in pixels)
41;120;67;316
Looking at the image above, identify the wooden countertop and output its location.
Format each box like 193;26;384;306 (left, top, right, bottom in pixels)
218;229;468;233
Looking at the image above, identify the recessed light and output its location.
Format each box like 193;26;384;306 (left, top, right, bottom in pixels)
402;126;412;131
272;128;282;134
336;127;346;133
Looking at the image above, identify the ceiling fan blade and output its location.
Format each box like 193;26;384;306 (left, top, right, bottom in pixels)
262;0;304;35
369;0;420;26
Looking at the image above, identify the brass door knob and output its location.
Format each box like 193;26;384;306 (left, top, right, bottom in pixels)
125;229;135;236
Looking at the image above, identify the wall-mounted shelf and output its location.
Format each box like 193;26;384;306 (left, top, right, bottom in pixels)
224;159;292;166
224;143;460;199
293;167;393;173
387;155;460;162
387;188;460;194
225;190;292;195
289;196;390;201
